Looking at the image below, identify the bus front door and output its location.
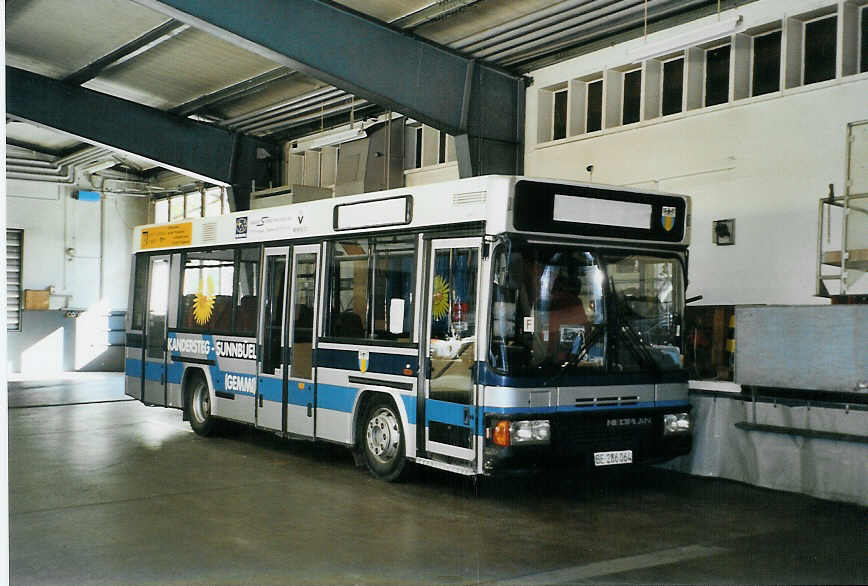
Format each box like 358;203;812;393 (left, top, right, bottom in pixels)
285;245;320;437
142;255;170;406
257;247;289;432
421;239;481;464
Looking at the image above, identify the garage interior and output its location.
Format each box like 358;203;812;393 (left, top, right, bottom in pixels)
5;0;868;583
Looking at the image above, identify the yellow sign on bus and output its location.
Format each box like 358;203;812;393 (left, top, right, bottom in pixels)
140;222;193;249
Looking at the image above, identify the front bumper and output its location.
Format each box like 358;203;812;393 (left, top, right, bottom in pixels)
482;406;692;474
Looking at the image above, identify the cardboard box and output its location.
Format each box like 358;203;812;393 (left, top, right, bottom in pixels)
23;289;50;310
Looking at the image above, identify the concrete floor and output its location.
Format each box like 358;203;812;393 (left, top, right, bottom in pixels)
9;374;868;585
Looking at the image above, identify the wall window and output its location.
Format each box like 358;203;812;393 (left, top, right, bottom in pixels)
661;57;684;116
415;127;423;168
169;196;185;221
705;43;731;106
552;88;568;139
804;15;837;84
438;130;447;164
862;6;868;73
326;235;416;342
154;199;169;224
179;247;258;333
586;79;603;132
7;229;22;332
622;69;642;124
153;187;227;224
752;30;782;96
185;192;202;218
204;188;224;217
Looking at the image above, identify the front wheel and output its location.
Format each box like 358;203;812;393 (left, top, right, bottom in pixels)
361;399;408;482
187;376;217;436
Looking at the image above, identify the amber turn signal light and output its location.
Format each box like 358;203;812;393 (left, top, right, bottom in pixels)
492;420;510;447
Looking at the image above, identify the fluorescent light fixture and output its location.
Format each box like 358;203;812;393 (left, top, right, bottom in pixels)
80;160;117;174
294;127;367;151
628;16;742;61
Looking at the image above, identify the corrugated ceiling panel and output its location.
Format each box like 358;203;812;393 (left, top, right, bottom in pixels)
209;75;329;120
334;0;432;23
6;122;82;152
417;0;571;45
5;0;170;78
83;28;282;110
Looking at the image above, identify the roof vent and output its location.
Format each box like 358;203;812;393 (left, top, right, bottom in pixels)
200;221;218;243
452;191;487;206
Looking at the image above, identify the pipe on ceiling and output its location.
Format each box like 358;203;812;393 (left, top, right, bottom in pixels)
238;94;365;134
253;99;370;136
222;86;346;128
472;0;647;59
452;0;596;51
494;0;711;65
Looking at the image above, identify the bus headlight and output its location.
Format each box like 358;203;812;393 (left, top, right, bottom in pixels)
491;419;551;446
663;412;691;435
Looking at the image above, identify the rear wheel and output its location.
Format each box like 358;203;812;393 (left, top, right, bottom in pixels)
361;398;408;482
187;376;217;436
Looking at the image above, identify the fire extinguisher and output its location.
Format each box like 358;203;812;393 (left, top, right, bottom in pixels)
451;300;469;334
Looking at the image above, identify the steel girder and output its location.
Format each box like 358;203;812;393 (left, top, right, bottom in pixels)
129;0;525;177
6;66;276;210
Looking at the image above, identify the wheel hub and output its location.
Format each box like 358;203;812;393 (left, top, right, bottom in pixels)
366;407;400;464
192;385;209;423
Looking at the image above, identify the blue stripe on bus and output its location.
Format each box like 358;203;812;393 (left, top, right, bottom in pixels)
125;358;142;378
316;348;418;377
315;384;418;425
426;398;474;428
316;384;358;413
400;395;417;425
288;379;314;408
258;377;283;403
482;400;688;417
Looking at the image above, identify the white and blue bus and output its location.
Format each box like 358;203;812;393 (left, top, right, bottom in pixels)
125;176;692;480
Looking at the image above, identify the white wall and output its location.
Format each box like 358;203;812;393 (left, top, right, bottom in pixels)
6;179;149;311
524;0;868;306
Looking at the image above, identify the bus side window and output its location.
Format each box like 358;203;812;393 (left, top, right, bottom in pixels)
180;248;235;332
234;246;260;336
328;239;370;338
130;254;149;331
325;236;416;342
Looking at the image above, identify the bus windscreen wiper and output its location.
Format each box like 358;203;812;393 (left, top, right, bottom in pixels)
617;319;660;374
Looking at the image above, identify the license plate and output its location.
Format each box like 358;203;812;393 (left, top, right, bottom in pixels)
593;450;633;466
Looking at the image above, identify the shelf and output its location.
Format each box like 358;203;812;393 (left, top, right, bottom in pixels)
821;248;868;270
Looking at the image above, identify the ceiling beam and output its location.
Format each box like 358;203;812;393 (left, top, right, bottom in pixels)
129;0;524;176
7;66;276;210
63;20;190;86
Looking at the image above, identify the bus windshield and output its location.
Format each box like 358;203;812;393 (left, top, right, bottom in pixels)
489;242;684;377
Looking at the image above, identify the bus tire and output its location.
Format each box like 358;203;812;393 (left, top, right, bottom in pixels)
361;397;408;482
187;375;217;437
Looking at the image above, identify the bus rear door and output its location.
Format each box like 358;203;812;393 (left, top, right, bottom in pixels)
142;254;171;406
285;244;320;437
258;247;289;431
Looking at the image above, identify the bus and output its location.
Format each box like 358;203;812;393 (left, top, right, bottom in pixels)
125;176;692;481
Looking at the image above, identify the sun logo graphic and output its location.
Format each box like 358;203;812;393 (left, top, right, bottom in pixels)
432;274;450;320
192;276;216;326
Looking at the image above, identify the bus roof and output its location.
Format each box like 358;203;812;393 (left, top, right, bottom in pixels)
133;175;690;253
